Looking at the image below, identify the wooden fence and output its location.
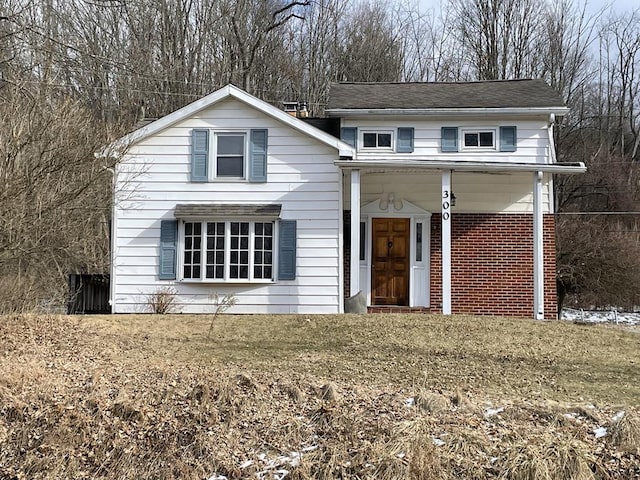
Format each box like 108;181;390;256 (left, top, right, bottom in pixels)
67;274;110;314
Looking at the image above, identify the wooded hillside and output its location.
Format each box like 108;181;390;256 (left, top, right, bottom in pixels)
1;0;639;312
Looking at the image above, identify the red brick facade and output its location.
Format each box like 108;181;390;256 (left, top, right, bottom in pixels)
430;214;557;319
343;211;557;319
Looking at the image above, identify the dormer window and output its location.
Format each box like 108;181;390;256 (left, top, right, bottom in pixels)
463;129;495;150
362;131;393;149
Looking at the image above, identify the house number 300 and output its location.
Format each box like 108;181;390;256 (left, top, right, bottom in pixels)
442;190;451;220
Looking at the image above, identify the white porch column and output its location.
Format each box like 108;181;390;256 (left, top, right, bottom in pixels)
441;170;452;315
533;171;544;320
350;169;361;297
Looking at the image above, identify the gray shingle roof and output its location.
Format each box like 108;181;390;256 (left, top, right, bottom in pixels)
326;79;565;110
174;204;282;219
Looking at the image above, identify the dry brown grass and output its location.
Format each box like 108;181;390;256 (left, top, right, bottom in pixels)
0;313;639;479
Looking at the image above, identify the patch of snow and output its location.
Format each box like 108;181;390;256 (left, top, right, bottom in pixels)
301;445;318;453
208;476;228;480
240;460;254;469
612;411;625;423
485;406;504;417
405;397;415;407
432;437;445;447
593;427;608;438
561;308;640;326
396;452;406;459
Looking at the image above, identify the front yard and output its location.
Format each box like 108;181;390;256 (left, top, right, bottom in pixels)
1;313;638;478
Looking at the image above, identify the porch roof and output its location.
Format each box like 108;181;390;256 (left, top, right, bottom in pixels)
335;159;586;174
174;204;282;219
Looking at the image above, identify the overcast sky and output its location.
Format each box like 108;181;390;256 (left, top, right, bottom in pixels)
421;0;638;17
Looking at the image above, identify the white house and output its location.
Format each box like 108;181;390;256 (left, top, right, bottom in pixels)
110;80;585;318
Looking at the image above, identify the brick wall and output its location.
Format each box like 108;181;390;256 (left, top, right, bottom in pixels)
343;211;351;301
430;214;557;319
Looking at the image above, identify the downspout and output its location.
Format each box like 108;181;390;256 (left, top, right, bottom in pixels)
548;113;558;213
104;166;117;313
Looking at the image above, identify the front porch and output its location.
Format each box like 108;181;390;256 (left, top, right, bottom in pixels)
342;168;558;319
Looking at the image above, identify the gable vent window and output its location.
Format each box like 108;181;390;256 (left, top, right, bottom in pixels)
362;131;393;149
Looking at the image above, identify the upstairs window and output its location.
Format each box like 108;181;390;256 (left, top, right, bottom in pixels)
463;129;495;149
190;128;268;183
216;133;246;178
362;131;393;149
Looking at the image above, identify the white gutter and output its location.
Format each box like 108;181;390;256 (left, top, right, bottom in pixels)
326;106;570;118
335;159;586;174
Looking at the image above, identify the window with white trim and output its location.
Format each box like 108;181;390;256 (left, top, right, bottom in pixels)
215;133;247;179
462;129;495;149
362;130;393;149
182;220;274;281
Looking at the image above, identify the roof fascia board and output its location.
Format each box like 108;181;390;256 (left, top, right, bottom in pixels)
325;107;570;117
110;84;355;157
335;159;586;174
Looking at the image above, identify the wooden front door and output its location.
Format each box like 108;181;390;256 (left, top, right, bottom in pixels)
371;218;410;305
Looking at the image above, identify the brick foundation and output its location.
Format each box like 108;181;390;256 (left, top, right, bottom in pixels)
430;214;557;319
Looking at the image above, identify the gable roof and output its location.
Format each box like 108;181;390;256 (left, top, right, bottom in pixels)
326;79;568;115
109;84;355;157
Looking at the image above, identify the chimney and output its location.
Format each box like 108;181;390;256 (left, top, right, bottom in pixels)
298;102;308;118
282;101;298;116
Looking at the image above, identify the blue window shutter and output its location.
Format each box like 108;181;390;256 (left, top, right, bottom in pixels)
159;220;177;280
441;127;458;152
191;129;209;182
249;129;268;182
500;126;517;152
341;127;357;148
278;220;296;281
397;127;414;153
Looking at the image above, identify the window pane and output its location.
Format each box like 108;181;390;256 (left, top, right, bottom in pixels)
480;132;493;147
205;221;224;279
464;133;478;147
378;133;391;147
253;222;273;280
363;133;376;147
183;222;201;279
217;135;244;155
217;157;244;177
416;222;423;262
359;222;366;261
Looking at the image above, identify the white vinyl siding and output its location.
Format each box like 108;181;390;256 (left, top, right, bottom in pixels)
113;98;342;314
341;118;549;164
